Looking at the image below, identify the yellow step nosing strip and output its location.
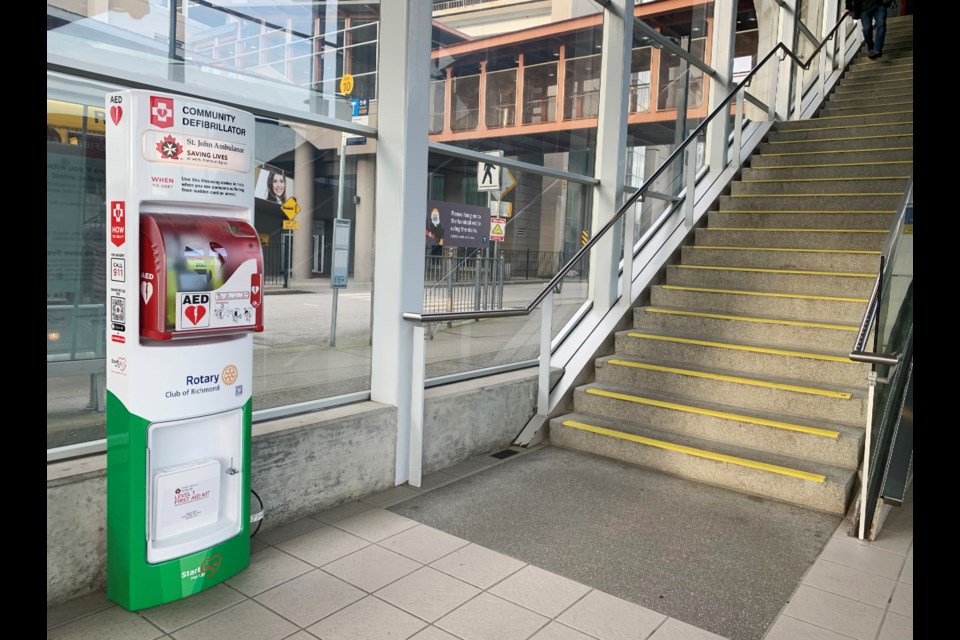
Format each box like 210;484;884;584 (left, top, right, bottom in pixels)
726;193;902;197
704;227;887;233
834;86;914;95
749;161;912;169
759;147;912;156
606;359;853;399
779;110;912;122
584;388;841;438
740;177;909;183
692;246;881;254
660;284;869;303
768;135;911;145
676;264;875;278
718;209;894;214
560;420;828;482
642;307;859;331
842;79;914;88
624;332;854;363
773;121;912;133
822;101;912;110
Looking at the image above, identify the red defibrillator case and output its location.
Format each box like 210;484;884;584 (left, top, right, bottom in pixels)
140;213;264;341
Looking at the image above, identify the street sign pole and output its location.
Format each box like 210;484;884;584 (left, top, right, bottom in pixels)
330;136;347;347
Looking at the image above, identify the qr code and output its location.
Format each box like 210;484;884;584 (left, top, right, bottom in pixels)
111;296;125;324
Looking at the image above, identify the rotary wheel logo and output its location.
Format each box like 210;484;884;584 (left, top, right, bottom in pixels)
221;364;239;385
156;135;183;159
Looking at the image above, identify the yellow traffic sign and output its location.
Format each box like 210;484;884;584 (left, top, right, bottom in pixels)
340;74;354;95
282;220;300;230
281;197;301;220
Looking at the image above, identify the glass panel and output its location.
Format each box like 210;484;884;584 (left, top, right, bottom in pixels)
46;72;376;450
486;69;517;128
798;1;826;104
47;2;381;123
522;62;558;125
430;80;446;134
657;38;707;110
423;154;593;378
630;47;652;114
451;71;481;132
563;54;601;120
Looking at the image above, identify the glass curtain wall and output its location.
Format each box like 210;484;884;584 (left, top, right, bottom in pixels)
46;2;381;453
626;1;715;246
425;0;602;379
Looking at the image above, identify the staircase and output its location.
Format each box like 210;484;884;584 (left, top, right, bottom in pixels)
550;15;913;515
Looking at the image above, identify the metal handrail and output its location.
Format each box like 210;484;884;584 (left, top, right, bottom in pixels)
849;176;913;367
404;12;852;325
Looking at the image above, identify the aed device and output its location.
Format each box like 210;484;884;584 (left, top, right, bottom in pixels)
105;89;261;610
140;214;263;340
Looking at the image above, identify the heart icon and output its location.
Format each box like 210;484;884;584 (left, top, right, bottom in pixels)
185;305;206;325
110;105;123;125
251;286;259;295
140;281;153;303
201;554;222;577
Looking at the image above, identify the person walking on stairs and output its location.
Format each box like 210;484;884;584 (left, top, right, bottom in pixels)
845;0;892;59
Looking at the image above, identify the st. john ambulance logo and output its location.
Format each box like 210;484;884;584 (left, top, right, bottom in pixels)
156;135;183;160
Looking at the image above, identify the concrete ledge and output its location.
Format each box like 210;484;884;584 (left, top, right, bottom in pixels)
46;368;541;607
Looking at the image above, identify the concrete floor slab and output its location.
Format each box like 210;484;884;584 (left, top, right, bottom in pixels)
389;445;841;640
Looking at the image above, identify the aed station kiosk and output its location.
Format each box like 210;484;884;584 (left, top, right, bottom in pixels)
104;89;263;610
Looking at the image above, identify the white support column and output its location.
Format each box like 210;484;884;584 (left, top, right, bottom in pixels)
292;137;315;279
371;0;431;486
707;0;736;173
587;0;632;311
775;0;799;120
822;0;840;98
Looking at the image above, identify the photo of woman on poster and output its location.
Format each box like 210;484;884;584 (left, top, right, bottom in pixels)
264;170;287;204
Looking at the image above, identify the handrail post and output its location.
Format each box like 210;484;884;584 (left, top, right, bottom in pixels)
732;88;745;165
767;52;780;121
408;324;426;488
793;55;804;119
538;290;554;414
684;143;697;226
857;369;877;539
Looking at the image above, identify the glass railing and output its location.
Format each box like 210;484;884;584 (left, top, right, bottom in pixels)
850;180;914;540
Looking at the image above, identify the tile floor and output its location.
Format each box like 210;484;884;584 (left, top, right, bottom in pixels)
46;448;914;640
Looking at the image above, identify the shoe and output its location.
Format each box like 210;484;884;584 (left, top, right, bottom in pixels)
868;49;881;59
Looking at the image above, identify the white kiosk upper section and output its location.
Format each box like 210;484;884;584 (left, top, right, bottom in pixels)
105;90;258;421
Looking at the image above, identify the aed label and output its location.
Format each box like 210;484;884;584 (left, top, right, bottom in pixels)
181;293;211;328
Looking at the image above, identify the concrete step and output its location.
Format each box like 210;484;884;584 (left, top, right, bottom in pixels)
571;382;864;468
838;77;913;92
824;90;912;109
593;354;868;425
766;122;912;142
750;147;912;167
731;176;909;195
841;64;913;81
550;412;857;514
665;264;876;298
773;109;913;130
719;193;903;211
649;283;870;324
632;305;862;352
613;330;870;387
707;210;894;230
818;99;913;117
694;227;887;251
741;162;912;181
759;135;912;154
680;245;881;272
831;84;913;101
848;52;914;68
